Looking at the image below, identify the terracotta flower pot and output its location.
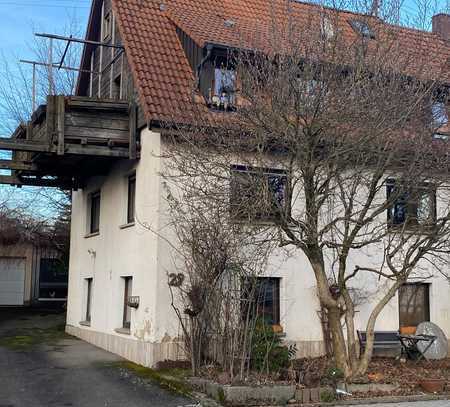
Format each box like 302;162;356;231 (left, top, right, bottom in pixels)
419;379;445;393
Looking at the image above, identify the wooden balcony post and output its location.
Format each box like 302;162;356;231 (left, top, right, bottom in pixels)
56;96;65;155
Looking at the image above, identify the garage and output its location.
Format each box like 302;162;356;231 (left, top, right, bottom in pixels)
0;258;26;305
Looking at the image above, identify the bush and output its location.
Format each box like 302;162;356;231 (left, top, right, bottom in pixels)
320;389;336;402
250;320;296;373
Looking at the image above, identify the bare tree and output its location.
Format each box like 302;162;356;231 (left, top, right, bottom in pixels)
0;17;81;220
161;0;450;380
160;179;277;378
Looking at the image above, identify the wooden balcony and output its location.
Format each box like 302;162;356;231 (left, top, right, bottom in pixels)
0;95;138;189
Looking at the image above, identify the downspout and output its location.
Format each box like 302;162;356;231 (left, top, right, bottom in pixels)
195;43;214;90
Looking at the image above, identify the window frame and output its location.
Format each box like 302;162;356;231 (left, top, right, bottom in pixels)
89;190;101;235
386;179;436;230
122;276;133;330
230;165;290;223
398;282;430;328
241;277;281;326
127;174;136;224
210;65;237;111
85;278;93;323
432;101;448;128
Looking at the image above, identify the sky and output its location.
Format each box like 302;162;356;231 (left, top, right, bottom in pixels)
0;0;90;58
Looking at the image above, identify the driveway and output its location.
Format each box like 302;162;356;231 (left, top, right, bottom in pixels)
0;308;193;407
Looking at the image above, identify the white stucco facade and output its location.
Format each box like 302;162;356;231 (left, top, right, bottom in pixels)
66;127;450;367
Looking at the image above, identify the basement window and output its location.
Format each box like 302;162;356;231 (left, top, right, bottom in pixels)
85;278;93;324
122;276;133;330
386;179;436;228
230;165;290;222
349;19;375;39
241;277;281;326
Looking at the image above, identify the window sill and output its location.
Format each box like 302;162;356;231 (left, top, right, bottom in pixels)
119;222;135;230
84;232;100;239
114;327;130;335
79;320;91;327
387;224;436;235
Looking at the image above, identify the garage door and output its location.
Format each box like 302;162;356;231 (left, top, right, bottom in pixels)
0;258;26;305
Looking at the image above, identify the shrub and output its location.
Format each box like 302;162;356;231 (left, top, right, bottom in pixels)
250;320;296;373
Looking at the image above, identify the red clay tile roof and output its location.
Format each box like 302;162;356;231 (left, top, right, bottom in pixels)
111;0;450;125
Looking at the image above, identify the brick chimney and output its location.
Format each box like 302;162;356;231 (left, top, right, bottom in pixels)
432;13;450;42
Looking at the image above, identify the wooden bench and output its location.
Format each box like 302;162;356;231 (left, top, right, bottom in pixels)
357;330;401;356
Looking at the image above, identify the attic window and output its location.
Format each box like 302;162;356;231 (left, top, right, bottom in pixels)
432;101;448;128
210;66;237;111
432;101;449;139
349;19;375;39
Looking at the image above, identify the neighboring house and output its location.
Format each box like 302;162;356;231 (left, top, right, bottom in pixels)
0;0;449;367
0;216;68;306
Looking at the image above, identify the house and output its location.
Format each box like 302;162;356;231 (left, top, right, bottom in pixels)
0;0;449;367
0;214;68;306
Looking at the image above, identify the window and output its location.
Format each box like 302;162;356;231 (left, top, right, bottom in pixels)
122;277;133;329
242;277;281;326
39;258;68;300
103;11;112;41
431;102;450;140
85;278;93;323
386;179;436;228
432;102;448;127
113;74;122;99
89;191;101;234
399;283;430;328
230;165;289;222
210;66;236;110
127;174;136;224
349;19;375;39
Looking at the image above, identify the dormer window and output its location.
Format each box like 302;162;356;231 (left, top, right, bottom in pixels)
349;19;375;39
432;101;448;127
210;66;237;111
432;101;449;139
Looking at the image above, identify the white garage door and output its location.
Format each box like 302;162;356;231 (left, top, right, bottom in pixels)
0;258;26;305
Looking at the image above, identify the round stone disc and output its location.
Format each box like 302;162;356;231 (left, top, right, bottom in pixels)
416;321;448;360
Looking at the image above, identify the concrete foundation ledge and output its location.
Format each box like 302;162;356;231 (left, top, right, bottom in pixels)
263;394;450;407
189;378;297;405
65;324;185;368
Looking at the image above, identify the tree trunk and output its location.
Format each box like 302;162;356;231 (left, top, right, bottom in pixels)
327;306;351;378
355;280;403;376
342;289;358;371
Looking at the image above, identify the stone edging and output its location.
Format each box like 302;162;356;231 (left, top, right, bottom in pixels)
285;393;450;407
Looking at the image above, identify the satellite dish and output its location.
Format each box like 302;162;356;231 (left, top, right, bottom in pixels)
416;322;448;360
